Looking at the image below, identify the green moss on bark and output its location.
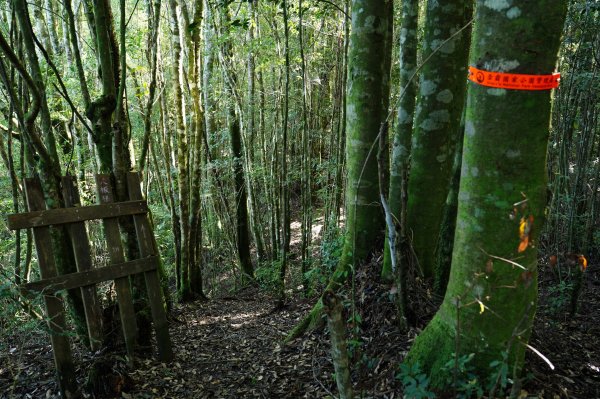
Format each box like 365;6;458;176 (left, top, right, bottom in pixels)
406;0;567;384
404;315;455;387
286;0;391;341
406;0;473;278
382;0;419;280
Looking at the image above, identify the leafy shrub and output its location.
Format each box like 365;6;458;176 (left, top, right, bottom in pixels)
546;280;573;314
396;362;436;399
486;351;509;396
255;259;282;292
440;353;484;399
304;228;344;295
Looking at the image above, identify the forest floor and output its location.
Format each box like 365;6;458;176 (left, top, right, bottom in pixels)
1;257;599;398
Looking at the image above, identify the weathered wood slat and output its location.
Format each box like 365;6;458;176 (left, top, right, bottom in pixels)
96;174;138;361
24;178;77;397
127;172;174;362
13;174;173;395
20;257;159;296
61;176;104;351
7;200;148;230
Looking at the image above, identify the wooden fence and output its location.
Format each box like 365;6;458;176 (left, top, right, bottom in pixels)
7;172;173;397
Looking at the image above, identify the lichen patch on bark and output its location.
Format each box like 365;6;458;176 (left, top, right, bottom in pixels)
483;0;511;12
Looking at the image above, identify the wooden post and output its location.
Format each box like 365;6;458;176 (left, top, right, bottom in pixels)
24;178;78;397
61;176;104;351
323;290;353;399
95;174;138;361
126;172;174;361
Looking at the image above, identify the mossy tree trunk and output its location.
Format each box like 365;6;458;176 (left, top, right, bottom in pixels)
334;0;390;287
287;0;391;340
432;124;464;298
168;0;194;301
406;0;567;387
381;0;419;281
406;0;473;278
137;0;161;173
183;1;206;298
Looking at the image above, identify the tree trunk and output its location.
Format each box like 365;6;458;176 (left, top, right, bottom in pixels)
168;0;193;301
192;4;206;298
406;0;473;278
433;121;464;297
138;0;161;172
278;0;291;297
298;0;313;293
287;0;391;340
222;5;254;281
323;290;353;399
43;0;60;55
382;0;419;280
405;0;567;387
65;0;91;110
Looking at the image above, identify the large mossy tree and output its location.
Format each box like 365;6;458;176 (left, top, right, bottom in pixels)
405;0;567;387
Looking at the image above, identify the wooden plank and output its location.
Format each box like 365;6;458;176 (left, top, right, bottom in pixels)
7;200;148;230
95;174;138;361
24;177;77;397
127;172;174;362
21;257;159;295
61;176;104;351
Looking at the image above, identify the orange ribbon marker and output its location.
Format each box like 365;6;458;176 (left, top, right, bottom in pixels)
468;66;560;91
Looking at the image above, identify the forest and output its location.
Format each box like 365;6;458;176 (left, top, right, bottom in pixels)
0;0;598;397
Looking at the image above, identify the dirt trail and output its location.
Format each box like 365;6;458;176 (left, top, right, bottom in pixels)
2;263;599;398
126;293;332;398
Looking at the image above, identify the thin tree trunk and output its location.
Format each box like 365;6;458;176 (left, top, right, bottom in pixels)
246;0;267;263
382;0;419;280
138;0;162;172
168;0;192;300
298;0;313;294
323;290;353;399
287;0;391;340
278;0;291;298
187;1;205;297
222;6;254;280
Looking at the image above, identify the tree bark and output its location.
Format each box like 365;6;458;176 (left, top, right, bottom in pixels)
406;0;473;278
137;0;161;172
222;5;254;280
323;290;353;399
405;0;567;386
382;0;419;280
168;0;192;301
287;0;391;340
